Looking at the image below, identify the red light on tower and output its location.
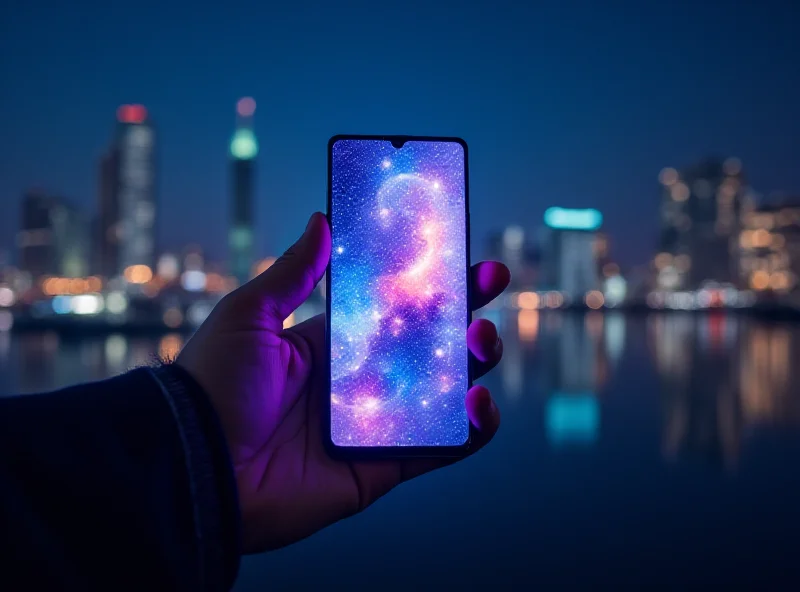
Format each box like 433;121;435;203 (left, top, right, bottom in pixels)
117;104;147;124
236;97;256;117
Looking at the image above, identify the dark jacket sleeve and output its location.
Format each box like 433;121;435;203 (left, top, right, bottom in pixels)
0;364;241;591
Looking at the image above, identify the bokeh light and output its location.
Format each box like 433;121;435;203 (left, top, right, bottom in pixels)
236;97;256;117
124;265;153;284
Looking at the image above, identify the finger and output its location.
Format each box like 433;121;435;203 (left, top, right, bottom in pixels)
465;384;501;441
399;385;500;482
472;338;503;380
467;318;500;363
240;212;330;323
468;318;503;379
470;261;511;310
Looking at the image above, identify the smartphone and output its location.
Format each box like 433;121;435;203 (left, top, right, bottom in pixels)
326;135;472;458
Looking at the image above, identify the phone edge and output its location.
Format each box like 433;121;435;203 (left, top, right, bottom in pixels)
324;134;474;460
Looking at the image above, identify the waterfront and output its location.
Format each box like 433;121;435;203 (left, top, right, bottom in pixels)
3;310;800;588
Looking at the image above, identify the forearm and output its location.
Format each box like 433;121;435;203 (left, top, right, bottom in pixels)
0;365;240;591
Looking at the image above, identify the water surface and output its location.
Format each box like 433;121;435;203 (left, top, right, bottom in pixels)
3;311;799;589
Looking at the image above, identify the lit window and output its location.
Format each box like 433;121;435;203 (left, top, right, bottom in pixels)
750;270;769;291
670;182;690;202
128;127;153;148
124;265;153;284
659;167;678;186
752;229;771;248
654;252;673;270
135;202;155;226
769;272;790;292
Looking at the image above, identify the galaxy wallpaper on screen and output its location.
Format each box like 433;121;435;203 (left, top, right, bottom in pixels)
329;139;469;447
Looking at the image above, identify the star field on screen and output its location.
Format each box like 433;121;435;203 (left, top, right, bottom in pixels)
330;139;469;447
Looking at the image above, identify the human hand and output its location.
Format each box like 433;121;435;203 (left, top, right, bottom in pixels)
177;212;510;553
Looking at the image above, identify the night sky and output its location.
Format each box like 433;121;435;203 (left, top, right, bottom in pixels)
1;0;798;266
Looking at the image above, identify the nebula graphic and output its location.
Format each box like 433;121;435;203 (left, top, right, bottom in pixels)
330;139;469;447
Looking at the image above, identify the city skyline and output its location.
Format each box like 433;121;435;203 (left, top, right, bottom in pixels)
4;101;797;271
5;128;799;315
1;1;798;266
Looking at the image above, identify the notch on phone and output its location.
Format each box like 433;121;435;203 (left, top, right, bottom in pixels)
390;137;407;149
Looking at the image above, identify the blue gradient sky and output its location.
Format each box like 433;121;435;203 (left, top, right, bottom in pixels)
1;0;798;266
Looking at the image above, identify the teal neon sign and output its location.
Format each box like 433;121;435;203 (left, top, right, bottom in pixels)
544;207;603;231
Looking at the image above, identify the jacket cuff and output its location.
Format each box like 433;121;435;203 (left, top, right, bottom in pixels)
148;363;241;590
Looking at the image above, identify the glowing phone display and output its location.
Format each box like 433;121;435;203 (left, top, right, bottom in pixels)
328;137;470;450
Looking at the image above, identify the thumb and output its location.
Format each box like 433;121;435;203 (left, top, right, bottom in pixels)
240;212;330;323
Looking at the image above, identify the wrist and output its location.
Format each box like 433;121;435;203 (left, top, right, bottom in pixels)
149;363;243;583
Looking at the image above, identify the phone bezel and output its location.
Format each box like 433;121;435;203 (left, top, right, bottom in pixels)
324;134;474;459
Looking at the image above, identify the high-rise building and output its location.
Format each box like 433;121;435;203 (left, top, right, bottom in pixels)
18;190;88;278
229;97;258;285
97;104;156;278
655;158;745;290
485;227;539;289
540;207;602;302
738;200;800;299
593;231;612;276
97;149;120;277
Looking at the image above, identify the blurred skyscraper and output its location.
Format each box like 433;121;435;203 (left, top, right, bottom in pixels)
655;158;746;290
485;226;539;289
18;191;88;278
540;207;602;301
97;105;157;278
593;231;611;276
739;200;800;300
229;97;258;285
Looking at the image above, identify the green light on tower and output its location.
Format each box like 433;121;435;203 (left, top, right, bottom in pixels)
230;129;258;160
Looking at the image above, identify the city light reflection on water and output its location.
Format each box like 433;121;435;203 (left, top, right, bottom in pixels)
3;309;800;586
3;310;799;458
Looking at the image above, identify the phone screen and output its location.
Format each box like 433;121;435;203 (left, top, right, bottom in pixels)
328;137;470;449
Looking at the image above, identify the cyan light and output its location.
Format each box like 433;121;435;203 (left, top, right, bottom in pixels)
544;207;603;231
545;394;599;444
230;128;258;160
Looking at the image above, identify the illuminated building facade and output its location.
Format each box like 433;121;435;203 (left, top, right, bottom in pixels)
593;231;611;276
485;227;539;289
655;158;746;290
739;201;800;297
541;207;602;301
98;104;156;278
230;97;258;285
18;191;87;278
